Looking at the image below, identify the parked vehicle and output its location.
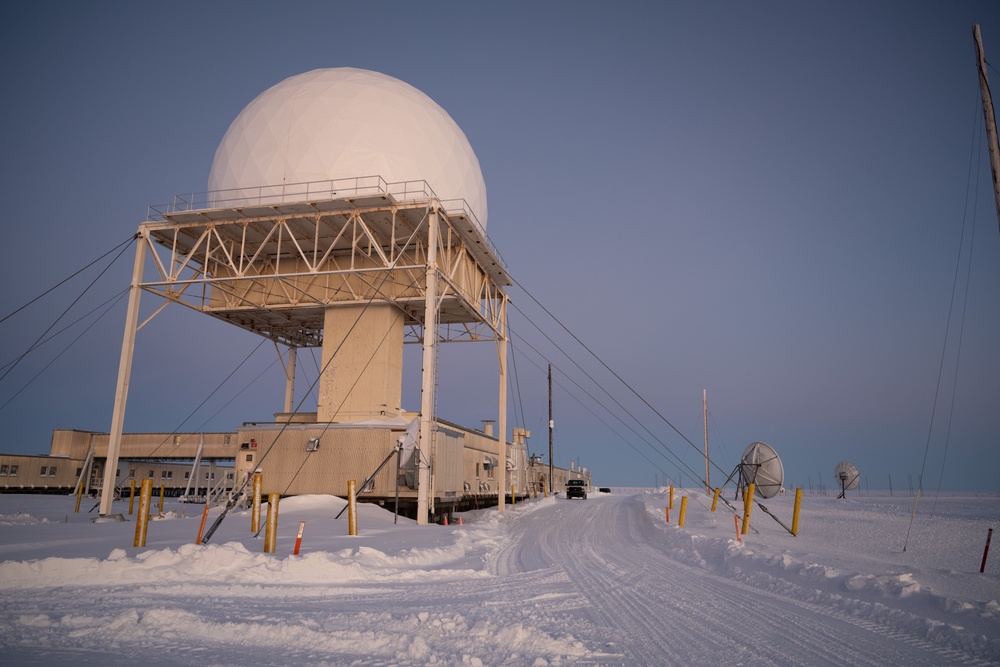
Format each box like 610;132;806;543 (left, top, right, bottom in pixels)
566;478;587;499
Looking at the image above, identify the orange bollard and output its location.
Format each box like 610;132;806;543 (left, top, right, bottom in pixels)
734;514;741;542
459;517;463;526
196;503;210;544
293;520;306;555
665;506;670;523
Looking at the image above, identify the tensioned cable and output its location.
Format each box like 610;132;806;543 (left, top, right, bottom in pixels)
0;287;129;373
0;289;129;412
931;108;983;515
0;236;135;384
507;320;708;488
111;352;286;496
509;330;741;518
904;86;983;550
121;335;271;466
508;296;729;483
509;276;728;478
202;210;427;542
273;312;403;500
508;336;526;431
0;235;135;325
510;330;678;479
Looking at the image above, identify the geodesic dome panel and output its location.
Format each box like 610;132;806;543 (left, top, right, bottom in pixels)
208;68;488;230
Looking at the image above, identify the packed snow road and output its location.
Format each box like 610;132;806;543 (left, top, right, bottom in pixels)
493;493;989;666
0;492;997;666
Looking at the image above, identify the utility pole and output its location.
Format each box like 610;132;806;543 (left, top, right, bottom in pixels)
974;24;1000;233
703;389;710;495
548;363;553;495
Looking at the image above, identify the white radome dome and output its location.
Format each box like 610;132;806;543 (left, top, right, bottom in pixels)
209;68;488;230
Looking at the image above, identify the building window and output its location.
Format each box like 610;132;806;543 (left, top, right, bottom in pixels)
49;466;57;477
127;469;133;479
224;434;232;445
173;435;181;446
227;472;234;480
0;464;7;476
9;465;17;477
161;470;168;479
148;470;154;478
245;454;253;463
76;467;82;477
40;466;47;477
184;471;190;479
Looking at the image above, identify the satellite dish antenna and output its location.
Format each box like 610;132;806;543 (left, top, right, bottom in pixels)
739;442;784;499
834;460;860;499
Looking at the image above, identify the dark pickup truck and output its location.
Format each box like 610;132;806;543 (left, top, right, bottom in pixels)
566;478;587;499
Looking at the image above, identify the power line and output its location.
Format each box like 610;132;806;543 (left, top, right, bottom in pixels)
0;235;135;325
0;237;135;385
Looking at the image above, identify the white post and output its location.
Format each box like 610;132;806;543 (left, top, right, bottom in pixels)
417;208;440;525
181;434;204;500
99;233;146;516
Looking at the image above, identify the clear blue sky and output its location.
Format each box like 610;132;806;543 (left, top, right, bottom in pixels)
2;1;998;491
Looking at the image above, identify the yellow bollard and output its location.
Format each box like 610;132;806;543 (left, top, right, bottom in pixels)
711;487;720;512
543;481;548;498
678;496;688;527
741;483;755;535
134;479;153;547
75;482;83;513
158;484;165;514
263;493;279;553
791;487;803;536
511;483;516;505
669;485;674;509
129;478;136;515
665;505;669;523
347;480;358;536
251;472;263;533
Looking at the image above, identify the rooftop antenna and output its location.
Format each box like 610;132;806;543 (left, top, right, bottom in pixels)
834;460;860;499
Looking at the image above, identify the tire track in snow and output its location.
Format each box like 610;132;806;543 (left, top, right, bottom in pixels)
495;494;992;666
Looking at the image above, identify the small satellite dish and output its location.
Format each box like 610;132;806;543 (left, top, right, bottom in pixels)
834;460;860;498
740;442;784;499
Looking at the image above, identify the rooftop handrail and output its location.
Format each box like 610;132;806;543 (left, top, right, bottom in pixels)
144;176;506;270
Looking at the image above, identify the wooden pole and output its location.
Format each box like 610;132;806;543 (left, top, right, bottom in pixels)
703;389;710;495
548;364;553;496
974;24;1000;234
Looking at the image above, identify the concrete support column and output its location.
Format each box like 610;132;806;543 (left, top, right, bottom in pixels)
318;304;402;422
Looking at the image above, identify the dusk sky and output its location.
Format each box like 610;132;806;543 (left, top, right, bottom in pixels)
2;1;998;492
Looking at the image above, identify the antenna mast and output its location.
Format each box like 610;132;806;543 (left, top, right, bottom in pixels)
973;24;1000;233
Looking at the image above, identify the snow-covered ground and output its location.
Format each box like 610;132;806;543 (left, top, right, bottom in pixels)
0;489;997;666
